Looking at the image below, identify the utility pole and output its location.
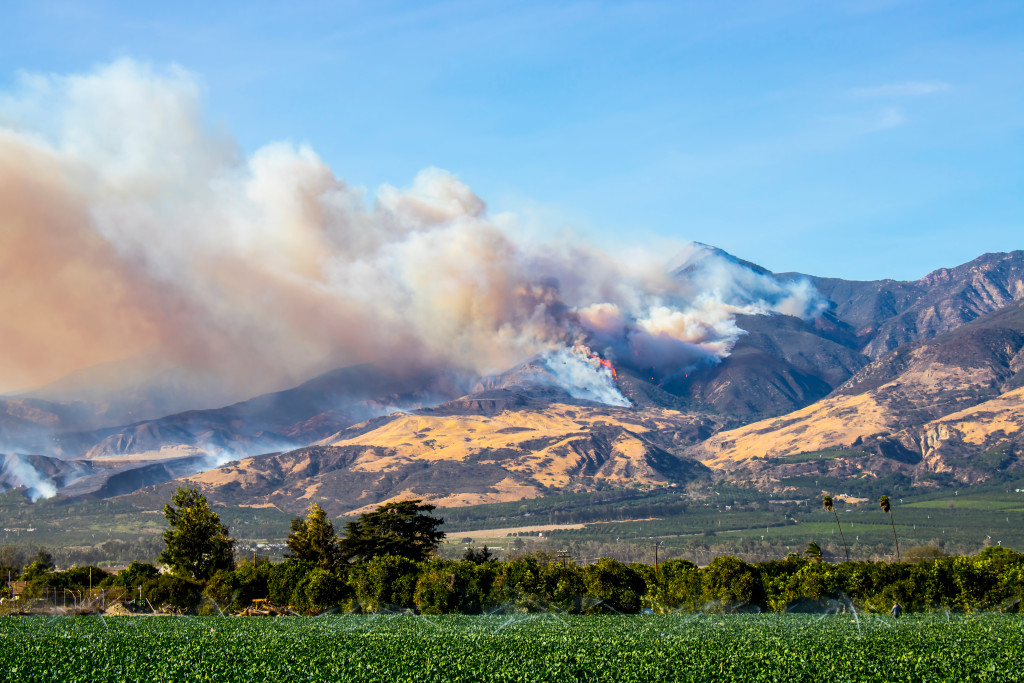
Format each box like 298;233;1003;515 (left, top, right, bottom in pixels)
557;550;571;569
653;542;660;574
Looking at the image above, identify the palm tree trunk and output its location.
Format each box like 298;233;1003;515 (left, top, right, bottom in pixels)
888;510;901;561
832;509;850;562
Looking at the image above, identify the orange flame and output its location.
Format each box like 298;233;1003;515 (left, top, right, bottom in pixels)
577;346;617;379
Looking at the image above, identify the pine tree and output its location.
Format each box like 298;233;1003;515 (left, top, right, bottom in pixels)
158;486;234;581
286;502;342;569
339;499;445;563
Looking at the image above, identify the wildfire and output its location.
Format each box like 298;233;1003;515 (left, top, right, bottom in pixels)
577;345;618;380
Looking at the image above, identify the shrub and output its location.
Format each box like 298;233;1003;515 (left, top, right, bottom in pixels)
583;558;645;613
303;568;348;613
701;556;763;611
142;575;203;611
268;559;315;607
350;556;420;612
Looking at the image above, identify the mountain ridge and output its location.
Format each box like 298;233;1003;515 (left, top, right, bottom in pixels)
4;248;1024;508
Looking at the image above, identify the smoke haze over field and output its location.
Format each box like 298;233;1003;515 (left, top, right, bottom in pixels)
0;60;824;401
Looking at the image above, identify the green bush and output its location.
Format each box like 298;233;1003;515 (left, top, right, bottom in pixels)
203;569;239;609
268;559;315;607
303;568;348;613
583;558;645;613
493;557;545;607
141;575;203;611
701;556;763;611
657;559;702;611
350;556;420;611
546;564;588;613
414;560;489;614
109;562;158;589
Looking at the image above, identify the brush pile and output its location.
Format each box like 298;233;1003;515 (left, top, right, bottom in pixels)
234;601;291;617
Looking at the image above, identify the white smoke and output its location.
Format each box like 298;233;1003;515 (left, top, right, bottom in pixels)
667;242;827;319
0;59;825;405
1;454;58;501
540;348;630;407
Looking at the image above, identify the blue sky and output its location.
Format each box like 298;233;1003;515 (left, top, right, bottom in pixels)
2;0;1021;280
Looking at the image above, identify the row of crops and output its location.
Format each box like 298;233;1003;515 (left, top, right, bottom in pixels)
1;614;1021;681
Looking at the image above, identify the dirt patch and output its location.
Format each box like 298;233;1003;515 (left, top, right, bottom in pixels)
103;603;135;616
448;523;588;539
450;518;663;540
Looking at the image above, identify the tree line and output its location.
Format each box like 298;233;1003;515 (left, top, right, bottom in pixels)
2;486;1023;614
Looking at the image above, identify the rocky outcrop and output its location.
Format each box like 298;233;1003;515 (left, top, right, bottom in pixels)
786;251;1024;358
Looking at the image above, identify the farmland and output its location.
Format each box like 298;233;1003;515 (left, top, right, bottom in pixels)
6;476;1024;569
1;614;1022;682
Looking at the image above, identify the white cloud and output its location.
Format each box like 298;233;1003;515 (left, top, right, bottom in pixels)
847;81;951;99
872;105;907;130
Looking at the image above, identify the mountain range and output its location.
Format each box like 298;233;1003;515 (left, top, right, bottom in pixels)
3;249;1023;514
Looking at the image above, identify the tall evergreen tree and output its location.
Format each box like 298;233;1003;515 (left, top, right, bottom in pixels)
339;499;445;563
159;486;235;581
286;502;341;569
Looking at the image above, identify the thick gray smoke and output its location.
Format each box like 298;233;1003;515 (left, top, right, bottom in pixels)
0;59;824;406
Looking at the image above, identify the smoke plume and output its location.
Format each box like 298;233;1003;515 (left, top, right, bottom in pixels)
0;454;58;501
0;60;824;404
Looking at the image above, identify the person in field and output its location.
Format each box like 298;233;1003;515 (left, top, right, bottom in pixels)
890;601;903;618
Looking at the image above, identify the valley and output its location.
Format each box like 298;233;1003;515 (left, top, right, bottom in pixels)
3;248;1024;561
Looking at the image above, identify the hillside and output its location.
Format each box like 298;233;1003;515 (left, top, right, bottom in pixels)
635;250;1024;419
657;312;869;417
132;399;715;515
783;250;1024;357
0;397;95;456
5;249;1024;508
57;362;465;460
694;299;1024;485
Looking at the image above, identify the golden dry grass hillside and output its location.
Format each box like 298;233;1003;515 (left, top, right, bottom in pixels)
166;402;714;515
330;404;694;488
692;390;900;468
896;386;1024;471
692;334;1024;483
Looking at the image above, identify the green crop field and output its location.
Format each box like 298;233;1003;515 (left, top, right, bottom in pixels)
1;614;1021;682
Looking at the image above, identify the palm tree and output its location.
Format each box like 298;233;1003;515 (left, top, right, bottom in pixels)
804;541;823;562
879;495;901;562
823;495;850;562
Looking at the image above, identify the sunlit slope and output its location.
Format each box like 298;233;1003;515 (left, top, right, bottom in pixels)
331;404;701;488
903;386;1024;470
695;352;1021;467
694;391;900;467
694;302;1024;480
174;403;714;515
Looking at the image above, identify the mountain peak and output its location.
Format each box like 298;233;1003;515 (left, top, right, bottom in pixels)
668;242;772;278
